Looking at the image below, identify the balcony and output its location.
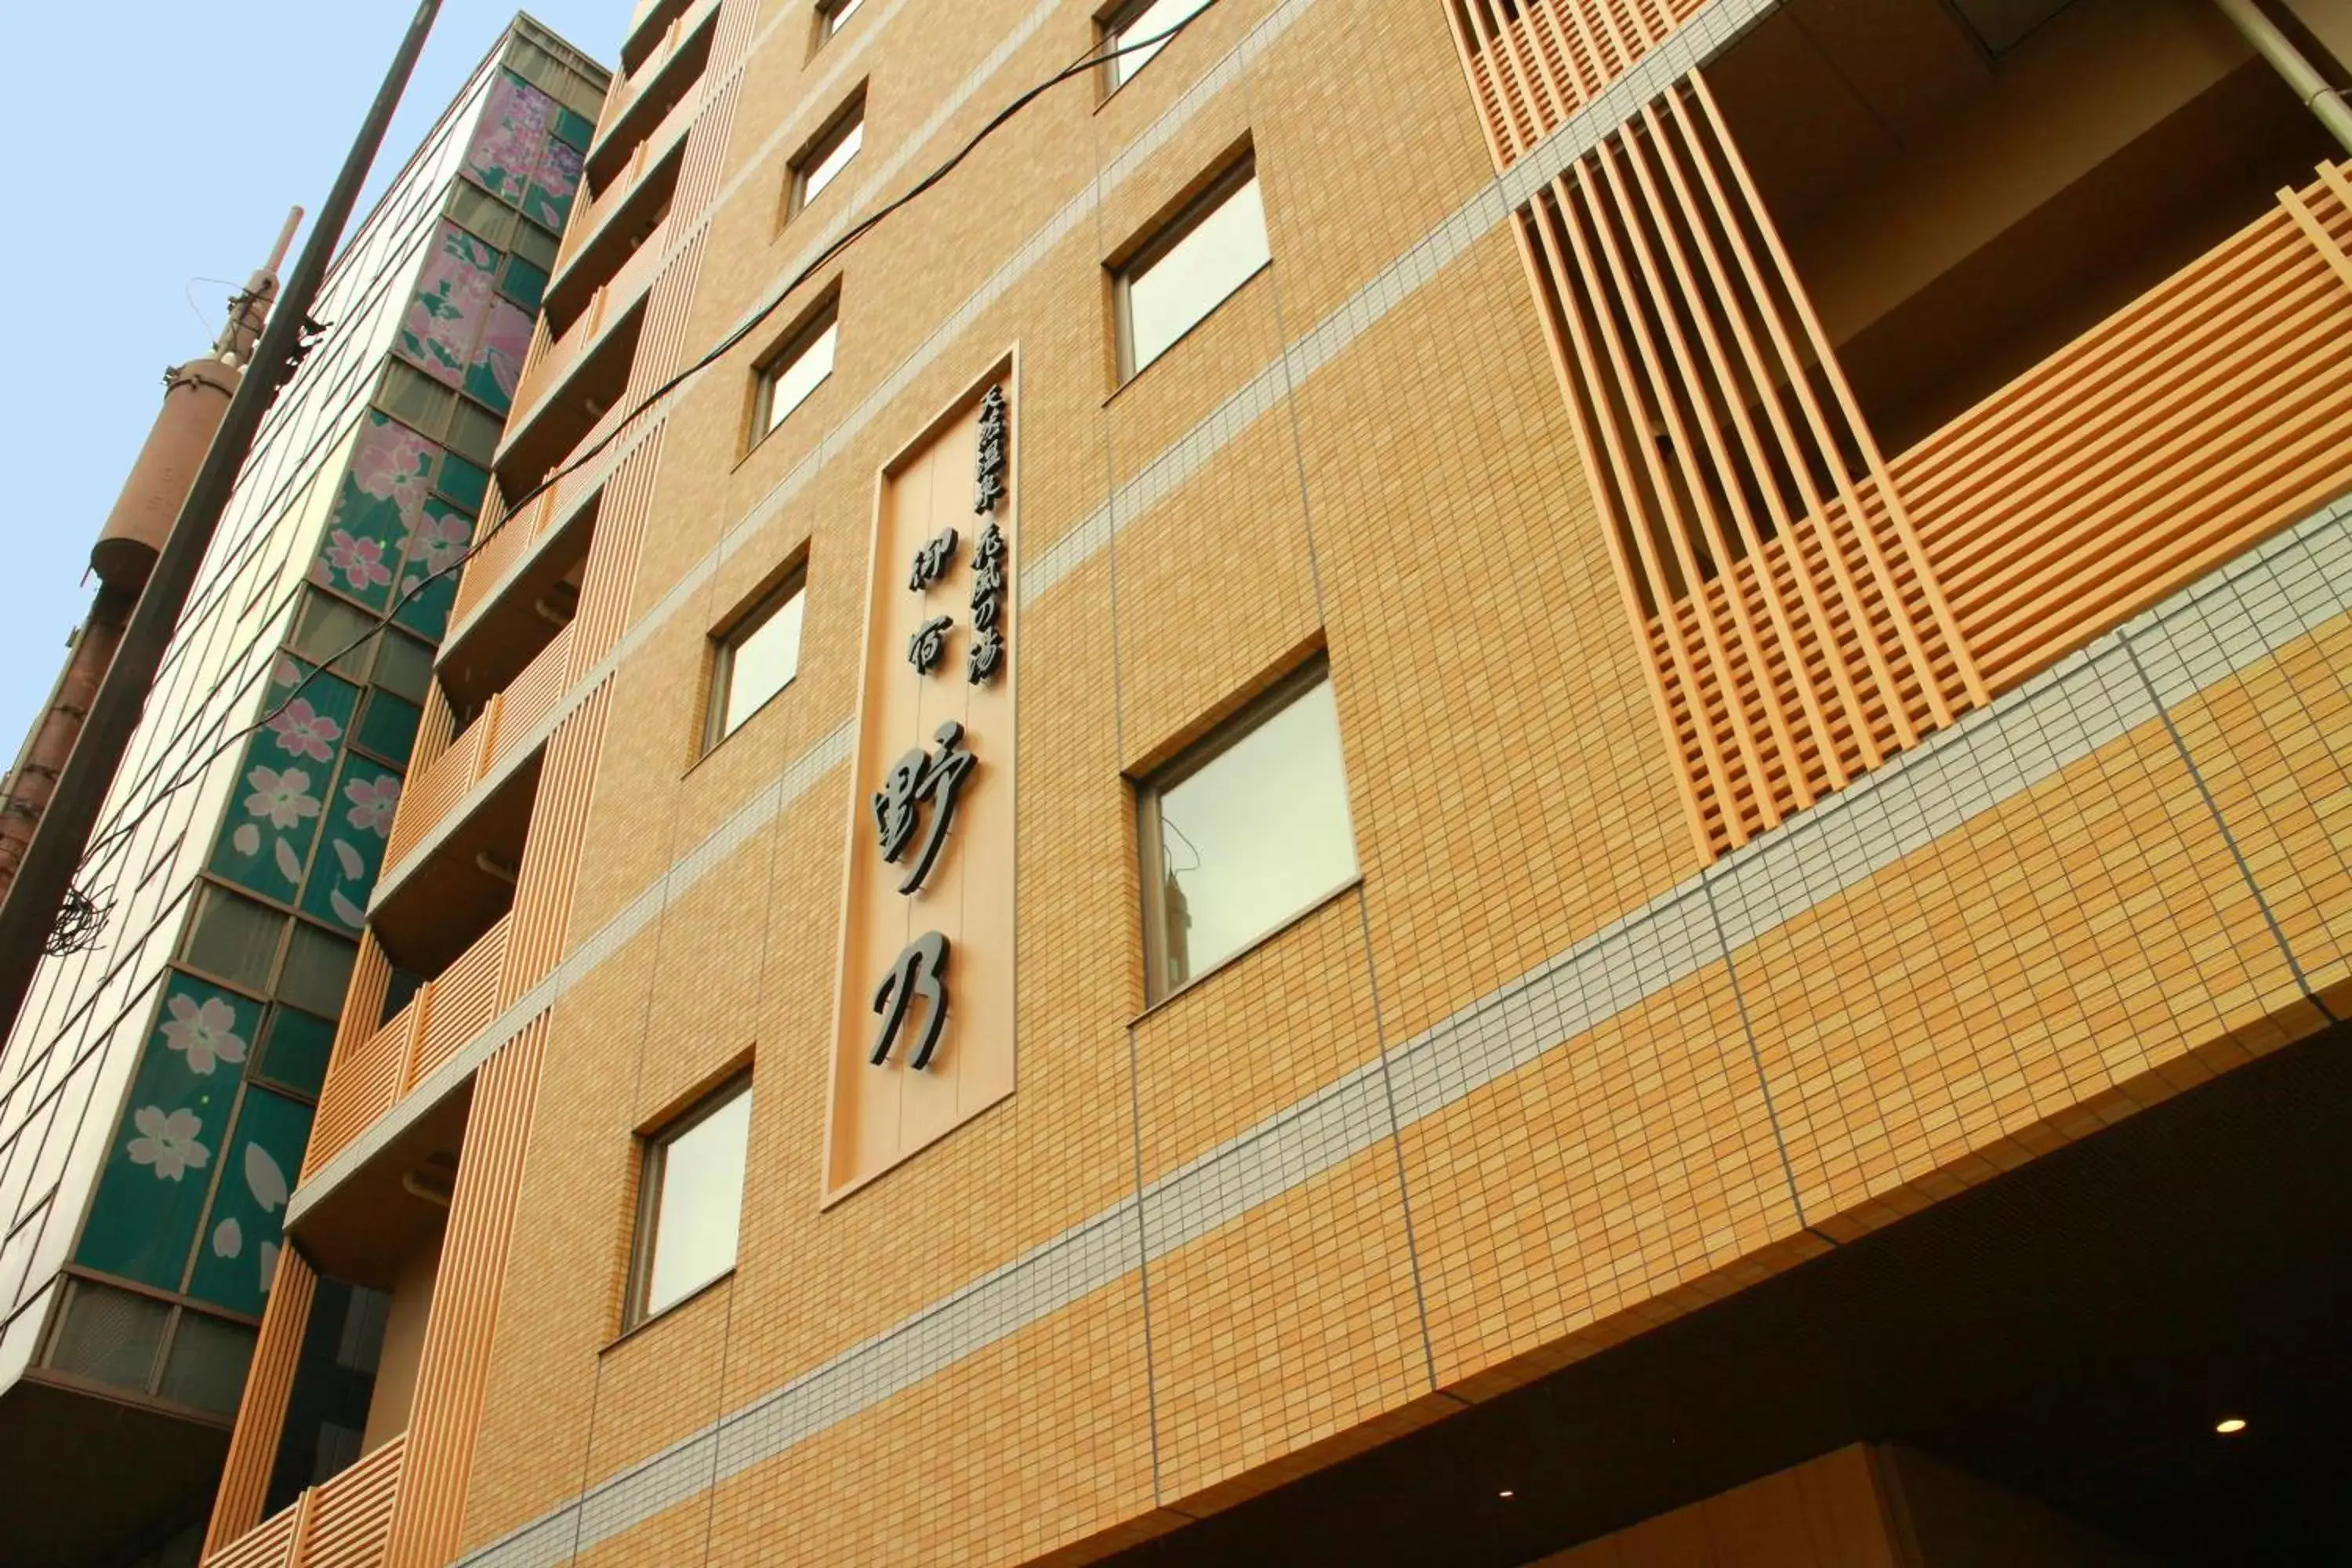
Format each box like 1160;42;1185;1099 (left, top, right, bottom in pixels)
511;213;672;421
555;85;694;285
379;619;569;885
449;447;602;635
588;0;717;191
495;292;645;500
303;916;510;1181
202;1435;404;1568
546;139;679;336
1523;0;2352;855
622;0;699;77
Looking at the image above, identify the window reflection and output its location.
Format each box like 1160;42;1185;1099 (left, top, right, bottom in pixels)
1149;673;1356;996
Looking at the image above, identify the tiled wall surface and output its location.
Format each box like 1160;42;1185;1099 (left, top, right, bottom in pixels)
263;0;2352;1562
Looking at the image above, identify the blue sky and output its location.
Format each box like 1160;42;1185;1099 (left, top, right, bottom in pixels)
0;0;625;757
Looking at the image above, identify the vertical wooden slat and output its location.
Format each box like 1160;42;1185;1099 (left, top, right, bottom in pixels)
1685;71;1981;717
1507;210;1714;851
204;1251;318;1556
1538;184;1747;837
1623;100;1831;807
383;1020;548;1568
497;684;611;1004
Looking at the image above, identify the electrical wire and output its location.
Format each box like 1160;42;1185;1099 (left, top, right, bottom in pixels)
72;1;1221;887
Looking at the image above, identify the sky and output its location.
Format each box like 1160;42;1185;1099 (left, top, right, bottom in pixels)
0;0;627;757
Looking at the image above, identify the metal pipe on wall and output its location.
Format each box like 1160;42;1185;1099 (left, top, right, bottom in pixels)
2213;0;2352;155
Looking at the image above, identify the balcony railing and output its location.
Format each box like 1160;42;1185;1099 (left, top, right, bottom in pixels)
595;0;717;160
511;213;672;424
201;1435;405;1568
303;916;513;1179
558;87;695;278
448;463;601;633
382;623;573;876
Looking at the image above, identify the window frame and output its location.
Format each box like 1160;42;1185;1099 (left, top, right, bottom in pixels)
1134;655;1355;1004
786;89;867;220
1112;154;1267;383
815;0;863;48
1098;0;1207;96
751;296;840;443
624;1075;753;1330
703;566;808;752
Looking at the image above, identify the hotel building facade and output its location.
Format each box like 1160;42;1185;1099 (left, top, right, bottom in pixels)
199;0;2352;1562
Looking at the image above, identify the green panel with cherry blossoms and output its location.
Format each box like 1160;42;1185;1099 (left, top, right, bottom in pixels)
466;67;586;231
311;410;478;640
74;976;260;1292
299;753;402;934
185;1085;308;1316
206;657;362;908
396;222;533;417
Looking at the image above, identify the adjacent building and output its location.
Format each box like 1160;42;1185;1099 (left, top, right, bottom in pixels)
0;19;607;1566
198;0;2352;1563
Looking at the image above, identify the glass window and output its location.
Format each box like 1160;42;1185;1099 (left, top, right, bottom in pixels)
710;576;807;745
158;1311;257;1415
45;1279;169;1393
792;98;865;213
1104;0;1210;89
758;310;838;437
631;1080;752;1323
1119;162;1269;378
822;0;863;39
182;887;287;992
1138;666;1357;1001
278;924;358;1018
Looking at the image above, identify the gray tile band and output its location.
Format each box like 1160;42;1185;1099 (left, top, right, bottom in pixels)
391;0;1323;909
453;495;2352;1568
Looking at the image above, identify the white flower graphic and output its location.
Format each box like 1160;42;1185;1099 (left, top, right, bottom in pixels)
344;775;401;836
159;993;247;1075
127;1106;210;1182
243;765;320;832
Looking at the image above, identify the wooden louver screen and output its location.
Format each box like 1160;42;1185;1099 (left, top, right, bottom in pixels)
1519;75;1983;855
1445;0;1711;165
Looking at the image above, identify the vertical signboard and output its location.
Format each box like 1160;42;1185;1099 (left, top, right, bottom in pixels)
823;361;1016;1200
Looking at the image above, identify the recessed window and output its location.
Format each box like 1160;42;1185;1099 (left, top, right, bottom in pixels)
1116;158;1269;379
1137;663;1358;1002
756;305;838;437
707;573;807;746
789;95;865;216
629;1078;752;1325
1102;0;1210;90
819;0;863;42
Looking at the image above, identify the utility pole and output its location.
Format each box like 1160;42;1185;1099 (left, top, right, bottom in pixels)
0;0;443;1041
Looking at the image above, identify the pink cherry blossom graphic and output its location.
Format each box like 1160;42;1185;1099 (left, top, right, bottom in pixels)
324;528;393;593
344;774;402;837
267;699;343;764
401;508;474;579
347;419;437;503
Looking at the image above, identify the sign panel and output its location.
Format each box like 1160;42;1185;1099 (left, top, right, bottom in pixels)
823;365;1016;1200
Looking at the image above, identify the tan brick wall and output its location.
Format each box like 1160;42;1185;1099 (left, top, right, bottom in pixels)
394;0;2352;1561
